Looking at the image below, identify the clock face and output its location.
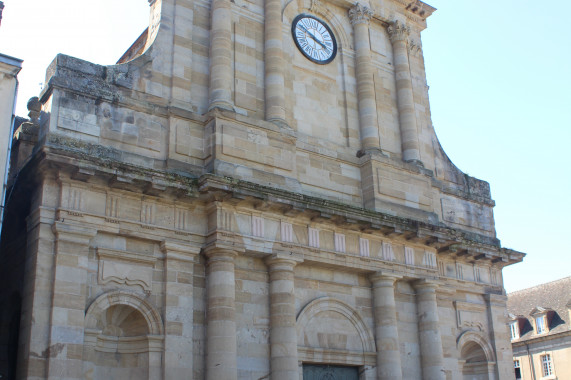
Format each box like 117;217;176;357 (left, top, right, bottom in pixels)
292;15;337;64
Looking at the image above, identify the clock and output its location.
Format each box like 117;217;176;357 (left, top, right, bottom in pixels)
292;14;337;64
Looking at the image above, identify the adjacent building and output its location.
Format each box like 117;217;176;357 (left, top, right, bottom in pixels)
0;52;22;239
508;277;571;380
0;0;525;379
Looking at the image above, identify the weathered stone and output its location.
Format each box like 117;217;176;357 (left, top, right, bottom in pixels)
0;0;525;379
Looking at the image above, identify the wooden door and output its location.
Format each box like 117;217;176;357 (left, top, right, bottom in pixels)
303;364;359;380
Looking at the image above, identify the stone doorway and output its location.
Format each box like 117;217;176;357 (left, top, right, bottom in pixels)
303;364;359;380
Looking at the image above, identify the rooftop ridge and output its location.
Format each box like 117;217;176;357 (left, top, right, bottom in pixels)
508;276;571;296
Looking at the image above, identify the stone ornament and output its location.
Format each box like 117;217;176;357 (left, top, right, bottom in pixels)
387;20;411;43
348;3;373;26
409;39;422;56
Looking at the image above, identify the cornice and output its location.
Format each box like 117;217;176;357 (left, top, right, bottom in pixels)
512;329;571;347
390;0;436;21
9;133;526;269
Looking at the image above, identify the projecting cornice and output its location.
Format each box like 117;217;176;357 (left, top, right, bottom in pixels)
391;0;436;21
13;133;524;268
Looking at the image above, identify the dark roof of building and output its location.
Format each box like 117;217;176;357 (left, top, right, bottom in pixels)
507;277;571;342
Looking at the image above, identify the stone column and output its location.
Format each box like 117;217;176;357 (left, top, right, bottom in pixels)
47;222;97;380
208;0;234;111
265;253;303;380
264;0;287;127
371;273;403;380
348;3;382;156
414;279;445;380
387;21;421;165
161;241;201;380
205;247;238;380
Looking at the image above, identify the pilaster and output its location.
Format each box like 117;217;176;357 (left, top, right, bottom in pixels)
371;273;403;380
208;0;234;111
204;247;238;380
387;20;422;165
485;293;511;380
265;253;303;380
348;3;382;156
161;241;201;380
46;222;97;380
414;279;445;380
264;0;287;128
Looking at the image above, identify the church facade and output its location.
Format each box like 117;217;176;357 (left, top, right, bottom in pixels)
0;0;524;379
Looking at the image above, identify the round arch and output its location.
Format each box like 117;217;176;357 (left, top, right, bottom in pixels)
297;296;376;353
85;290;164;336
457;331;495;363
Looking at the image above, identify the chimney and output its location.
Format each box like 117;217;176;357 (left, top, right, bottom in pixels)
0;2;4;27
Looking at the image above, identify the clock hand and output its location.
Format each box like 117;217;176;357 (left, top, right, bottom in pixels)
297;25;330;52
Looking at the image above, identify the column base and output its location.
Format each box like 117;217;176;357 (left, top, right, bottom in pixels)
267;118;294;135
405;158;424;168
208;101;235;112
357;147;387;158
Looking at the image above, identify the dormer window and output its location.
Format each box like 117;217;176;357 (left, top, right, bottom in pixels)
510;321;520;340
508;313;522;340
536;315;546;334
530;306;552;335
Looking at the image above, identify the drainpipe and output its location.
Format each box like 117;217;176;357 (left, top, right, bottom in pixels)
525;343;536;380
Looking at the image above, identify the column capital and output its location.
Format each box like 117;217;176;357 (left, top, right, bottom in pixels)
413;278;441;291
51;222;97;245
203;245;241;262
387;20;410;43
265;252;304;269
348;3;373;26
161;240;201;262
371;271;402;286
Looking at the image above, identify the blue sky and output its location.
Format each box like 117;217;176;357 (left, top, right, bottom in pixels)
2;0;569;292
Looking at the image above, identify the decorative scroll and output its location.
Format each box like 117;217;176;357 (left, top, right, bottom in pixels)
97;248;156;291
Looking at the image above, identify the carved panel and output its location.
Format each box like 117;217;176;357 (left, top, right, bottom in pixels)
174;207;190;232
405;246;415;265
382;242;395;261
97;248;156;291
454;301;487;331
281;221;293;242
140;202;156;225
334;233;346;253
252;216;264;237
423;251;436;268
308;228;320;248
359;238;369;257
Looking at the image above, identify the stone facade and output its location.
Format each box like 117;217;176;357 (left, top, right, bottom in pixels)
508;277;571;380
0;0;525;379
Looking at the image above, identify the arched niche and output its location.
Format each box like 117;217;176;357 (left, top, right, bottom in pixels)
83;290;164;380
297;297;376;366
457;331;496;380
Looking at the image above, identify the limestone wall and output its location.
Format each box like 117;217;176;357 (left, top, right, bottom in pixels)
33;0;498;237
0;0;527;378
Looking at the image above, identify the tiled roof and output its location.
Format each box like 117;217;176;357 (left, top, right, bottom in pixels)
507;277;571;341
